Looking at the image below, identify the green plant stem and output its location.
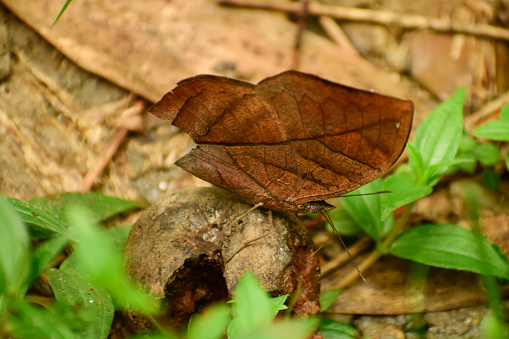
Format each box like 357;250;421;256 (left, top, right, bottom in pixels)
333;202;414;289
147;313;170;336
381;202;415;250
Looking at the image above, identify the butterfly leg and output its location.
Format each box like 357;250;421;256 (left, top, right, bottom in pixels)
225;202;264;235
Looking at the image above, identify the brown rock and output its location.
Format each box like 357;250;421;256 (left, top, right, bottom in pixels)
123;187;320;332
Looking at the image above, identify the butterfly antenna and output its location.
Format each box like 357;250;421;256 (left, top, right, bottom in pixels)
341;190;391;198
320;211;366;282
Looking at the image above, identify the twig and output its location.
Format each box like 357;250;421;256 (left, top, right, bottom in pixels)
320;236;371;275
79;101;145;191
318;16;359;55
219;0;509;41
289;0;310;70
79;128;128;192
331;202;414;289
464;89;509;134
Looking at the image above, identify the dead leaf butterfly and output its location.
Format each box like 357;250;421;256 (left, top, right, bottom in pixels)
150;70;413;213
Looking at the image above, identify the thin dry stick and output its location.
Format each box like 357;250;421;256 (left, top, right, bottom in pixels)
289;0;310;69
318;16;359;55
219;0;509;41
332;202;414;289
80;101;145;191
321;211;366;282
79;128;128;192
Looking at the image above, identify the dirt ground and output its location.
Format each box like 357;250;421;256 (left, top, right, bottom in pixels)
1;0;509;338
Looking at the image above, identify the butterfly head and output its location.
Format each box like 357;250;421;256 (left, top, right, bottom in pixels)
297;201;335;214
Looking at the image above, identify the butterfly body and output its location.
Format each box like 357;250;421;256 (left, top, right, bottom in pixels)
150;71;413;213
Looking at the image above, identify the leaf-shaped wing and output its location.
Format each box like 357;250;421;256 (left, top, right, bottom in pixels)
150;71;413;212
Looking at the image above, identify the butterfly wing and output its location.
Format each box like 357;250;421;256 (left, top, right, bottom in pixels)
150;71;413;212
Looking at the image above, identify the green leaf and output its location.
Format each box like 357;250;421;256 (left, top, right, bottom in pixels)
52;0;73;26
267;295;289;315
481;311;509;339
411;87;464;184
7;299;79;338
5;193;142;238
381;175;432;221
407;142;424;182
106;225;132;251
506;152;509;171
325;207;361;236
46;269;114;339
228;271;274;338
473;143;501;165
318;317;357;339
474;121;509;141
29;235;68;283
319;289;342;312
389;224;509;278
481;170;501;191
341;178;393;241
422;157;473;186
188;303;230;339
6;196;68;238
60;225;131;275
0;196;30;296
445;154;477;175
458;133;478;153
502;103;509;121
30;192;144;224
65;205;156;313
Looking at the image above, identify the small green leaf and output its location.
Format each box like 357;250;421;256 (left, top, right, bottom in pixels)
267;295;289;315
52;0;73;26
341;178;392;241
60;226;131;275
0;197;30;296
423;157;473;186
30;235;68;283
319;289;342;312
407;142;424;182
8;299;79;338
46;269;114;339
106;225;132;251
481;170;501;191
480;311;509;339
65;205;156;313
381;175;432;221
5;193;142;238
411;88;464;183
229;271;273;337
474;121;509;141
458;133;478;153
445;154;477;175
501;103;509;121
6;196;67;238
506;152;509;171
30;192;144;224
188;303;230;339
473;143;501;165
318;317;357;339
389;224;509;278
